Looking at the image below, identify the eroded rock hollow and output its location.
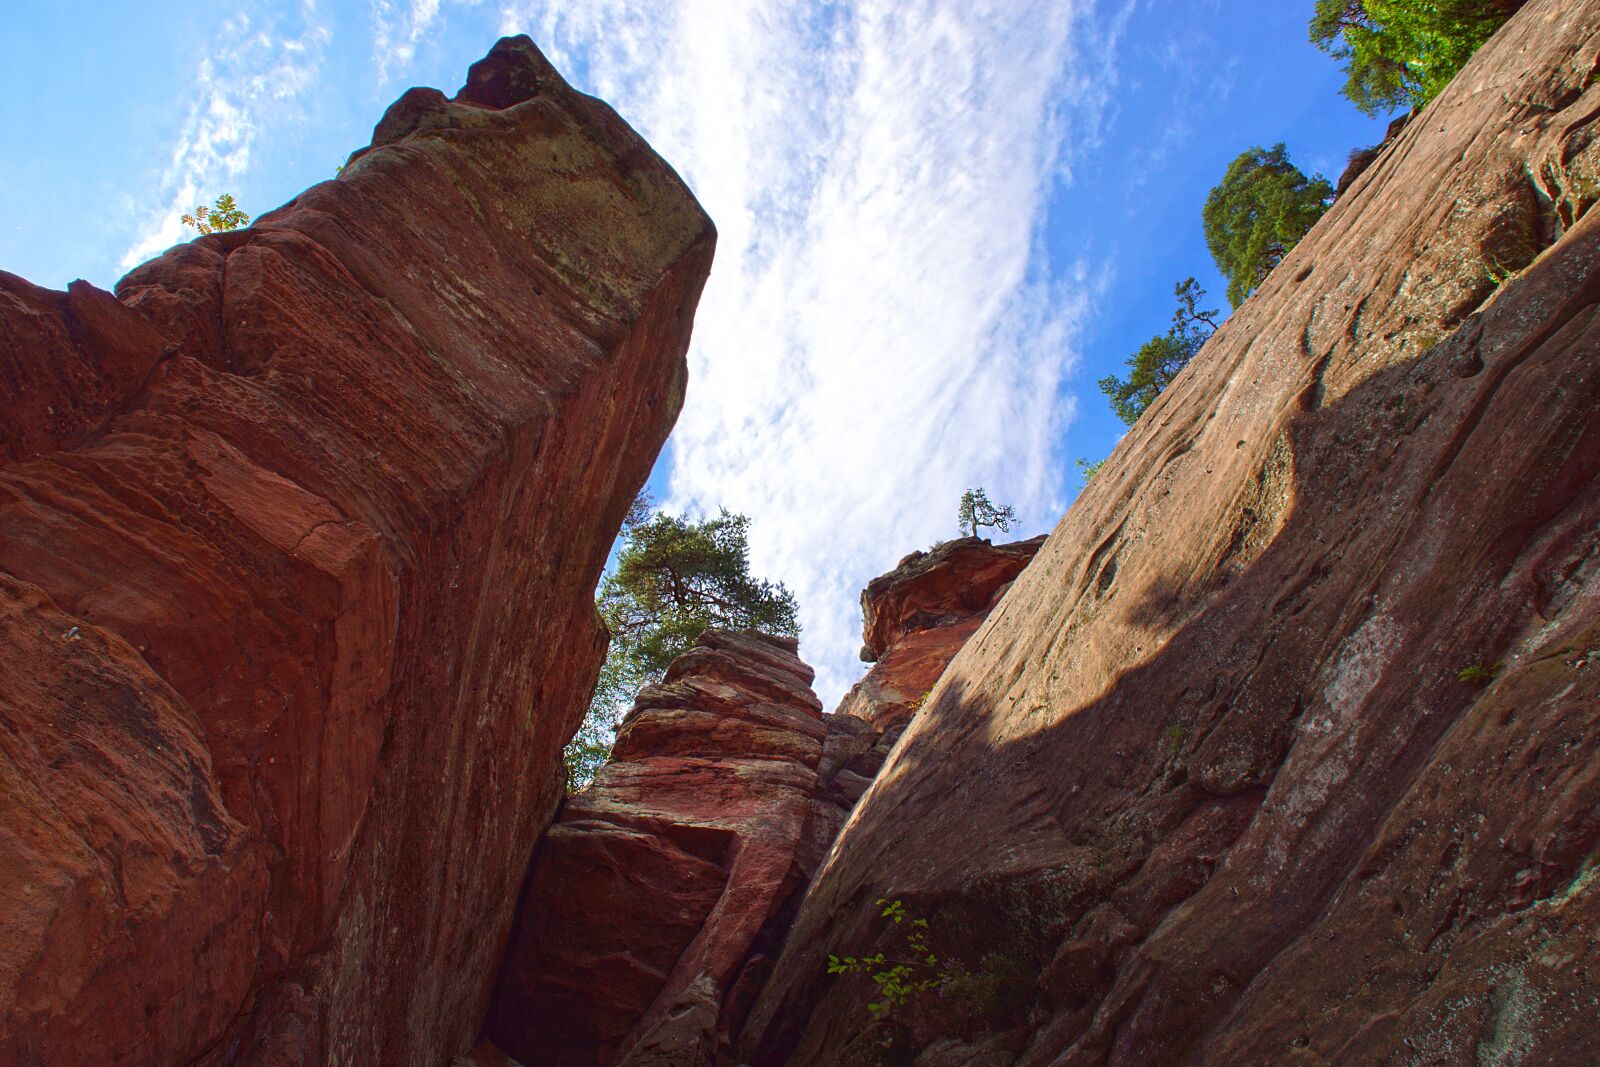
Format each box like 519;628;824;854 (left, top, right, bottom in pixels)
0;36;712;1067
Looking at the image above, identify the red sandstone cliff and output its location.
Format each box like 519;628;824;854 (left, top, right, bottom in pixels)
739;2;1600;1063
0;37;712;1066
486;630;830;1067
844;536;1044;739
483;539;1038;1065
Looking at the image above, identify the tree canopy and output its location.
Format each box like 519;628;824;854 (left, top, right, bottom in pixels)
564;497;800;790
1098;277;1219;427
1202;145;1332;308
957;488;1017;539
1310;0;1526;115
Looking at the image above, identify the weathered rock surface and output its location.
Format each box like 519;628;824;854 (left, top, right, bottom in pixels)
843;536;1043;739
485;538;1038;1065
485;631;832;1066
740;3;1600;1064
0;36;712;1067
1335;112;1411;198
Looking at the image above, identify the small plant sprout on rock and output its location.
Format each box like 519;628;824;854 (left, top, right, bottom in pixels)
181;194;250;234
827;898;950;1020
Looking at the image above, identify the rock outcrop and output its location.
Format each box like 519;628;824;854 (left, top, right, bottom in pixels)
843;536;1043;739
484;540;1041;1065
739;2;1600;1064
0;36;712;1067
485;631;830;1066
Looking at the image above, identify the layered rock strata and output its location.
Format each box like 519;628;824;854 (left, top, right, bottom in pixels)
740;2;1600;1063
485;539;1042;1066
843;536;1044;739
485;631;832;1066
0;36;713;1067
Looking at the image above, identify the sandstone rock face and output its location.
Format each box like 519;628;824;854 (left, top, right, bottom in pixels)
740;3;1600;1064
0;37;712;1067
844;536;1044;739
485;631;832;1066
483;541;1042;1067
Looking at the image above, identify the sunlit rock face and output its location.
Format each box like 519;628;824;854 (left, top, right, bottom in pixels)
738;2;1600;1064
844;535;1044;740
484;536;1041;1066
485;630;832;1067
0;36;713;1067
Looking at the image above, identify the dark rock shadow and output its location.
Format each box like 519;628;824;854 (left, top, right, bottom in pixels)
735;215;1600;1066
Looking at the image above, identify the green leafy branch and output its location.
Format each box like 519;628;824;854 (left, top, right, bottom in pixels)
181;193;250;234
826;898;952;1019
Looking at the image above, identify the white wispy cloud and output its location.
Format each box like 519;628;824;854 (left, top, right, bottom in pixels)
371;0;489;81
121;1;331;268
372;0;442;78
402;0;1132;704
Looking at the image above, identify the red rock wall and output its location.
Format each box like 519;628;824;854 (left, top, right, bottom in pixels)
483;541;1042;1066
739;3;1600;1064
0;37;713;1067
485;631;831;1066
843;535;1043;739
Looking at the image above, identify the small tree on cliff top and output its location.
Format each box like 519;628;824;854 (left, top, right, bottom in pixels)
181;193;250;234
564;495;800;790
957;488;1016;540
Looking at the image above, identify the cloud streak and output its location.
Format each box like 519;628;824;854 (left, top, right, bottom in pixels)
121;1;330;268
362;0;1127;704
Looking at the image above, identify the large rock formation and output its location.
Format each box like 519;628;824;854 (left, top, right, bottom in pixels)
486;631;831;1066
740;2;1600;1063
0;37;713;1066
843;536;1043;739
483;538;1043;1066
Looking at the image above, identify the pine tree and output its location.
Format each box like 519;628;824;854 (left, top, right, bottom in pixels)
1098;278;1219;426
564;497;799;790
957;488;1017;539
1310;0;1526;116
1202;146;1332;308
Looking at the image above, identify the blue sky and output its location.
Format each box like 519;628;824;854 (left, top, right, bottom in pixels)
2;1;1390;703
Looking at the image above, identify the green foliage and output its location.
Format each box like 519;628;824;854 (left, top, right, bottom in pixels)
564;652;631;792
1457;661;1502;685
180;193;250;234
957;488;1017;539
1484;257;1521;293
562;493;799;790
1075;457;1105;485
827;899;951;1020
828;898;1043;1062
599;505;799;677
1310;0;1525;115
1098;333;1199;427
1203;146;1332;307
1098;277;1220;426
